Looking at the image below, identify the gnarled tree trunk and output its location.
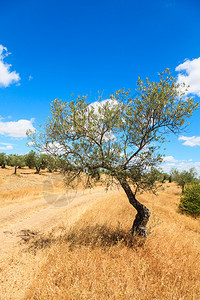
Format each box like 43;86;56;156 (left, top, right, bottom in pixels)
118;178;151;237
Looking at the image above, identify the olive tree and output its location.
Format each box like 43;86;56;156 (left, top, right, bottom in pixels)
0;152;7;168
170;167;198;193
25;151;50;173
25;150;36;169
28;70;198;237
34;154;48;174
7;154;25;174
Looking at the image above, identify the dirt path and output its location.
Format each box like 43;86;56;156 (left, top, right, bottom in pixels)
0;186;121;299
0;186;120;256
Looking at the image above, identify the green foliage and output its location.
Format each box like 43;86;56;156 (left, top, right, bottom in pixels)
25;151;60;173
6;154;15;167
34;154;48;174
150;169;170;183
27;69;198;194
88;167;100;181
45;155;61;172
6;154;25;174
25;150;36;169
147;168;164;184
7;154;25;168
17;155;26;168
161;172;170;183
179;184;200;217
170;168;198;192
0;152;7;168
0;151;60;174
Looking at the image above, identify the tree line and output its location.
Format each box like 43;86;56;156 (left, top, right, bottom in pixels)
153;167;199;192
0;151;61;174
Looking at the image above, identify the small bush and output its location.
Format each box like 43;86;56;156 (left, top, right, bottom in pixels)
179;184;200;217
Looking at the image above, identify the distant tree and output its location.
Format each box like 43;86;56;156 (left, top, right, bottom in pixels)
7;154;14;167
34;154;48;174
146;168;163;184
24;150;37;169
46;155;61;172
179;183;200;217
170;168;198;193
25;151;51;173
161;172;170;183
7;154;25;174
17;155;26;168
28;70;198;237
0;152;7;168
153;169;170;183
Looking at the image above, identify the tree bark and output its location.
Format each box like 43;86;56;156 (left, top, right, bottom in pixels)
14;166;17;175
118;178;151;237
35;166;40;174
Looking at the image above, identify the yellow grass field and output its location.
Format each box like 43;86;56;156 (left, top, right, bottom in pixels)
0;167;200;299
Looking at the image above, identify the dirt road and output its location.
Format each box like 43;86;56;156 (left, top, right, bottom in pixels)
0;186;121;256
0;185;121;299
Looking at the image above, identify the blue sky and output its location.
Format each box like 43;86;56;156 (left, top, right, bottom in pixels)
0;0;200;174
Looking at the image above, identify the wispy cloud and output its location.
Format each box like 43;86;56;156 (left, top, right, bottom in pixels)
0;118;35;138
179;135;200;147
27;141;35;147
163;155;178;162
0;45;20;88
0;143;13;150
162;155;200;175
176;57;200;96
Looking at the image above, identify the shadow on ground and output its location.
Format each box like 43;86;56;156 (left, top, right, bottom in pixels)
19;224;146;254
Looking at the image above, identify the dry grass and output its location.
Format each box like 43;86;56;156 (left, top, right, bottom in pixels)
0;167;67;207
23;183;200;300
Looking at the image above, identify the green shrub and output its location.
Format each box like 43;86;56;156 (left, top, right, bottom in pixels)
179;184;200;217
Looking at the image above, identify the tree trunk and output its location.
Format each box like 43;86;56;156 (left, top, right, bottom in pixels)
35;166;40;174
14;166;17;175
118;178;151;237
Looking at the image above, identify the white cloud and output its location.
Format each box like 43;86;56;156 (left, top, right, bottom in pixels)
161;155;200;176
0;142;13;150
161;161;200;175
0;45;20;88
27;141;35;147
0;145;13;150
88;99;120;142
89;98;119;113
163;155;178;162
176;161;200;172
178;135;200;147
0;118;35;138
176;57;200;96
161;163;176;173
28;75;33;81
41;142;64;155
